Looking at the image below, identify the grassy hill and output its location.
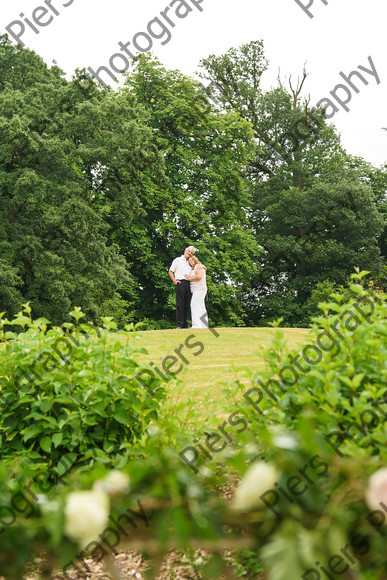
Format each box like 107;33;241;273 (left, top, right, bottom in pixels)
130;327;310;421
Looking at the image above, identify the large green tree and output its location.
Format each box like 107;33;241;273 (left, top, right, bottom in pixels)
200;41;384;325
199;40;344;190
1;36;384;328
117;55;260;326
243;174;384;325
0;36;163;324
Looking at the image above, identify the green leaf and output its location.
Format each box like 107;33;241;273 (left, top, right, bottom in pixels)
114;454;128;468
52;432;63;447
23;424;43;442
40;436;52;452
40;399;52;413
10;316;31;327
114;408;129;425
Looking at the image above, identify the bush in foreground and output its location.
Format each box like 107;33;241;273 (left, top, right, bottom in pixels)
0;274;386;580
0;305;166;471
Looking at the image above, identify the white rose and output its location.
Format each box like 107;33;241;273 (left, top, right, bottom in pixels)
64;489;109;546
93;470;130;495
231;461;279;512
37;495;59;514
273;434;298;450
365;467;387;512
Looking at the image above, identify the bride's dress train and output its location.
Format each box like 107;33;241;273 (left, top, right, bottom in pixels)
191;290;208;328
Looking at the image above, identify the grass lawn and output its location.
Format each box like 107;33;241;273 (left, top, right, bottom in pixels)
130;326;310;420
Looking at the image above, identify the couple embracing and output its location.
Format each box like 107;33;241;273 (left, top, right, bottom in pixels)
168;246;208;329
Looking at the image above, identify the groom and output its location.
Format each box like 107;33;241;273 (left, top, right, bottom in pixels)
169;246;196;329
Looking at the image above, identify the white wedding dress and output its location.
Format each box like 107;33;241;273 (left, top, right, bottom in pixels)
190;265;208;328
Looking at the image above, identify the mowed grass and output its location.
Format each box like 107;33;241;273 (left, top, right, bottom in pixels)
128;327;310;420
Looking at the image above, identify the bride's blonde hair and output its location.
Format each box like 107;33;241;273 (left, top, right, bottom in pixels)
190;255;206;269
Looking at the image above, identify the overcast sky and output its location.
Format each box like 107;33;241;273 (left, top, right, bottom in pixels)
2;0;386;166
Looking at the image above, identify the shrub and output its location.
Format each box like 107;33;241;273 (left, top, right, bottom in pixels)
240;271;387;461
0;305;166;471
226;271;387;579
1;275;386;580
303;279;348;322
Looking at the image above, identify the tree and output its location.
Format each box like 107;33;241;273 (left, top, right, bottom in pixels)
244;175;384;325
199;41;384;325
199;41;345;191
0;36;164;324
117;55;261;326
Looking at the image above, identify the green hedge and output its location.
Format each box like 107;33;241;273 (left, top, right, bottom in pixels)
0;305;166;471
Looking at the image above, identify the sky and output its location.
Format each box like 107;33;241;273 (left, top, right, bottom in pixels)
2;0;387;167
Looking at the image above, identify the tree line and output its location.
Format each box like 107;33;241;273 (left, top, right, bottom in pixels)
0;35;386;327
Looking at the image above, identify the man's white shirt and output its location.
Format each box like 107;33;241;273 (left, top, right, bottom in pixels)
169;255;191;280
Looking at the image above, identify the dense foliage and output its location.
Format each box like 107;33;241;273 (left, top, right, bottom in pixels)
0;275;386;580
117;55;260;326
199;42;385;325
0;36;163;326
1;27;386;580
0;305;166;471
0;36;386;327
226;272;387;579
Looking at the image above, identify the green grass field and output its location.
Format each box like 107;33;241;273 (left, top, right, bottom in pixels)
132;327;310;420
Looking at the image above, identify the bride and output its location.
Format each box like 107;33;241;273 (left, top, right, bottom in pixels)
184;255;208;328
